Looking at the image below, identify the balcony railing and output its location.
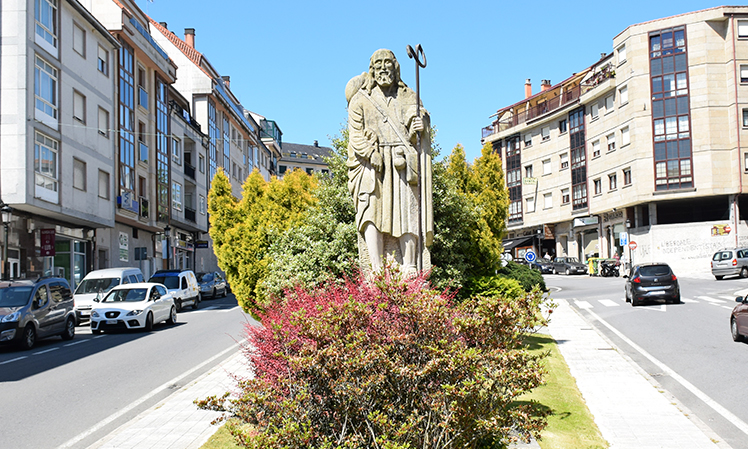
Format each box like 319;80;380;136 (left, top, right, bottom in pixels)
185;207;196;223
140;197;149;218
184;163;195;180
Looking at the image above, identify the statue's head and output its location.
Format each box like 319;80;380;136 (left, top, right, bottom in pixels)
369;49;400;88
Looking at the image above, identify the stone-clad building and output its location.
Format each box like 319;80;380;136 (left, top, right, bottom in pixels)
482;6;748;275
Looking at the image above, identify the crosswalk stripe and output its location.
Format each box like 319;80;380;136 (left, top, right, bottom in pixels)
720;295;739;302
574;300;593;309
598;299;619;307
681;298;698;303
697;296;726;303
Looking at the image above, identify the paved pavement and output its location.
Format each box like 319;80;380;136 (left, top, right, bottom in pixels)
85;295;732;449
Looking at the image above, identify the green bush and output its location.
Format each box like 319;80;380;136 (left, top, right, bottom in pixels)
197;266;549;448
498;261;547;292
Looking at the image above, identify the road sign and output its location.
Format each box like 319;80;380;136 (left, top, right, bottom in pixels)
620;232;628;246
629;241;638;250
501;252;513;262
525;251;537;263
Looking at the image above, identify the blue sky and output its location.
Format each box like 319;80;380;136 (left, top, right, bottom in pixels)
136;0;727;161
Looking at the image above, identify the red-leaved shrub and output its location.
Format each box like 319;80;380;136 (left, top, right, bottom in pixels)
198;266;549;448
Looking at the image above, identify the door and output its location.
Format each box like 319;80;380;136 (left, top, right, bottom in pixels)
32;286;54;337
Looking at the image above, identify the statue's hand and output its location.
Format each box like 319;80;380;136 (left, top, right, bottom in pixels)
411;117;425;133
371;150;383;172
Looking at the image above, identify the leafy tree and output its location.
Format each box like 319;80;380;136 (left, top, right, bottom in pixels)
208;168;317;314
472;142;509;241
197;266;549;448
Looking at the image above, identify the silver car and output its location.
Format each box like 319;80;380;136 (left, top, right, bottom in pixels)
711;248;748;280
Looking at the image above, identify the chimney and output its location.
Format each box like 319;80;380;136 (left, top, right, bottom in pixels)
184;28;195;48
524;79;532;99
222;76;230;89
159;22;167;29
541;79;551;92
314;140;319;147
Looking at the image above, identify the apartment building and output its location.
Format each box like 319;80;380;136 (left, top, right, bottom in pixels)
278;141;332;178
481;6;748;275
0;0;119;283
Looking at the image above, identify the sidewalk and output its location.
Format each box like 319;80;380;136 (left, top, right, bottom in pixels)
88;297;730;449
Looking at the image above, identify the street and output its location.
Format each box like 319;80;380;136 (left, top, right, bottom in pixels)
547;273;748;449
0;294;254;449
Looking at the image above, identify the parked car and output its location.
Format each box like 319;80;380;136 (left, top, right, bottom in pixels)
624;263;680;306
148;270;200;312
551;257;588;275
0;277;76;349
73;267;144;324
530;258;554;274
196;271;228;299
90;282;176;334
711;248;748;280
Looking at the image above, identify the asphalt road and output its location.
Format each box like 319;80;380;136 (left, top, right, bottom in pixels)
0;293;255;449
546;272;748;449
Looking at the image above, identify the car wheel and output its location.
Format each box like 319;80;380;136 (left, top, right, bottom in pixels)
167;306;177;325
670;295;680;305
632;297;640;307
192;297;199;310
553;267;558;274
20;325;36;350
210;288;216;299
61;317;75;340
565;268;571;275
732;318;744;342
741;268;748;279
716;275;724;280
175;299;182;312
144;312;154;332
222;287;227;298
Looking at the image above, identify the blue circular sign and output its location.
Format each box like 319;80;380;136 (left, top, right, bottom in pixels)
525;251;537;262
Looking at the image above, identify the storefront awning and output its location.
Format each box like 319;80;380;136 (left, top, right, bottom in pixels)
502;236;535;251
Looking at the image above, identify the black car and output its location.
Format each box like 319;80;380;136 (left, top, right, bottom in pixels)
196;271;228;299
551;257;588;275
0;277;77;349
624;263;680;306
530;259;554;274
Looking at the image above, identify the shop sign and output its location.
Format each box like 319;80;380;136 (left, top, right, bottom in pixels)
40;229;55;256
195;240;209;249
522;177;538;185
543;224;555;240
119;232;129;262
574;216;599;227
602;210;624;223
711;224;731;236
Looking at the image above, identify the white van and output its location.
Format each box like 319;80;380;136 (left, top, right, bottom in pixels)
73;267;144;324
148;269;200;312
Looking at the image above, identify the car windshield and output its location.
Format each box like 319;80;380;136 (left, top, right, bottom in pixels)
639;265;671;276
566;258;580;263
0;286;33;307
149;276;179;289
103;288;148;303
197;273;213;282
75;277;119;295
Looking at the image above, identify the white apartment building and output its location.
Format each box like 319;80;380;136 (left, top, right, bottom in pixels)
0;0;119;283
278;141;332;179
482;6;748;276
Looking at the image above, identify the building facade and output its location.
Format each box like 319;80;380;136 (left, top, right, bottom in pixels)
278;141;332;178
482;6;748;275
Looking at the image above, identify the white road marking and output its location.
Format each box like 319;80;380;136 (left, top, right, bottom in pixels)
0;356;27;365
697;296;726;303
56;342;240;449
64;339;87;347
574;300;593;309
33;347;59;355
587;309;748;439
722;306;734;310
598;299;619;307
720;296;739;302
681;298;698;303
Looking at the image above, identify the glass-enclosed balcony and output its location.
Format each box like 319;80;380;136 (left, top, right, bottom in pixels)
260;119;282;147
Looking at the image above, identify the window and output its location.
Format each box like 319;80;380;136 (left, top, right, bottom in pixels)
97;45;108;75
560;153;569;169
524;164;533;178
623;168;632;185
524;134;532;147
590;103;599;120
542;159;551;175
138;122;148;163
139;176;146;198
741;65;748;83
98;107;109;136
137;67;148;110
617;44;627;65
73;90;85;123
592;140;600;158
607;133;616;151
99;170;110;199
605;95;614;113
172;182;182;211
561;188;570;204
172;137;181;165
559;119;567;133
199;195;206;214
35;55;58;120
526;197;535;213
35;0;57;49
619;86;628;105
609;173;617;190
594;178;602;195
232;162;238;179
199;154;205;173
544;193;552;209
73;158;86;191
744;109;748;128
621;126;630;146
541;126;550;141
73;23;85;56
739;20;748;38
34;131;58;197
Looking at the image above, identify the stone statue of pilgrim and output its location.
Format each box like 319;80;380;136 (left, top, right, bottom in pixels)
345;48;433;276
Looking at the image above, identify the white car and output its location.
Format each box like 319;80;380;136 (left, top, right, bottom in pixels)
90;283;177;334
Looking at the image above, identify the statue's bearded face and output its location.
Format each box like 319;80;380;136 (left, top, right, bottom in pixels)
371;52;396;88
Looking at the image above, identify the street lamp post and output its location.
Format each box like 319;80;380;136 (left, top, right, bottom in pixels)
164;225;171;270
1;204;13;281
